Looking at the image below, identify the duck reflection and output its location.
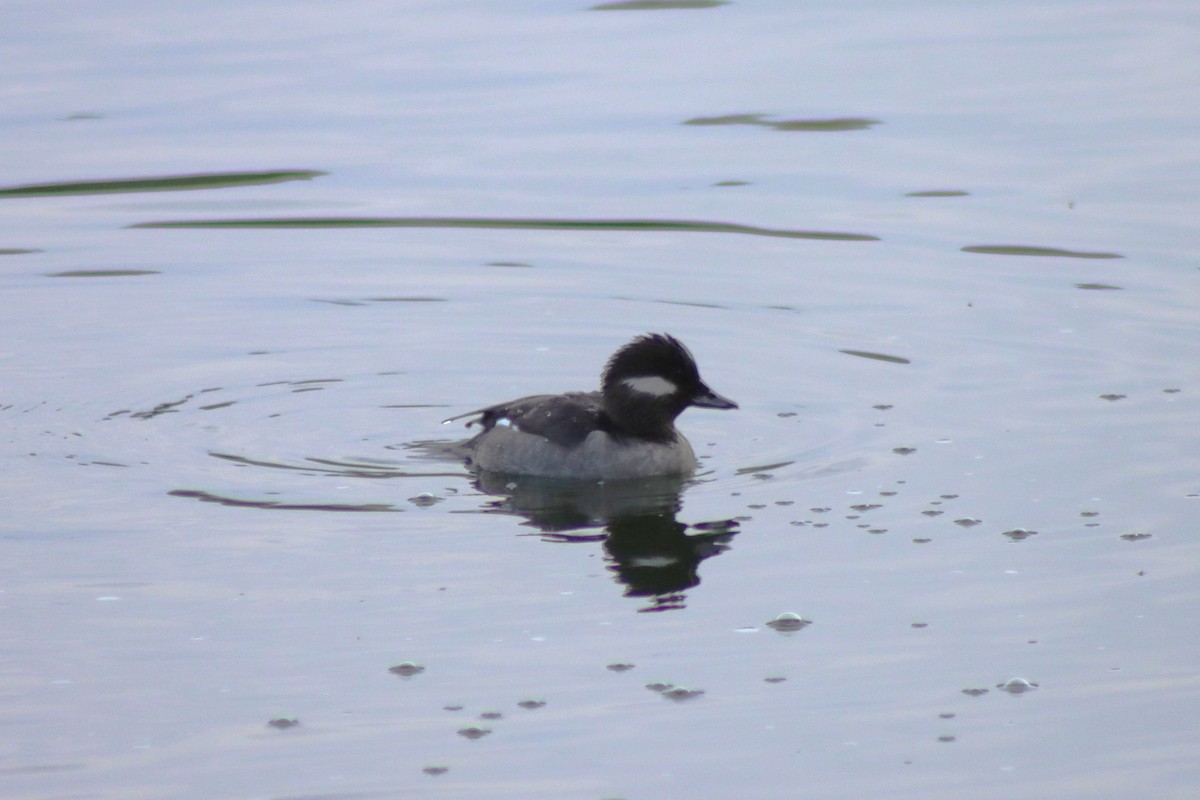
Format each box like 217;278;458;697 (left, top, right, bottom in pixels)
473;470;738;612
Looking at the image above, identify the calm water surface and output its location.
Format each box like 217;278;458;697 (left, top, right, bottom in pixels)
3;2;1200;798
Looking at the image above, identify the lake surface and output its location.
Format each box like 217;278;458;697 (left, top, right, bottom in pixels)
3;2;1200;798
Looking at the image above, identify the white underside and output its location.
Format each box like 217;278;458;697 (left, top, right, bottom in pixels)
469;427;698;480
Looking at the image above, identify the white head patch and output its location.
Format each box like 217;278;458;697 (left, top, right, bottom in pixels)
621;375;678;398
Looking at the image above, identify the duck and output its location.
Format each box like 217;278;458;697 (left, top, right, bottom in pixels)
444;333;736;479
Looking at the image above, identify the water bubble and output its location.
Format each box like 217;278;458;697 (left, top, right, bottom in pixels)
766;612;812;632
954;518;981;527
997;678;1038;694
408;492;443;507
267;718;299;729
661;686;705;702
422;765;449;776
1003;528;1038;541
517;699;546;710
961;688;989;697
606;662;636;672
479;711;503;720
1120;533;1151;541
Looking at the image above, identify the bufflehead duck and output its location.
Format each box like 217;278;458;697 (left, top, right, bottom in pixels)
445;333;737;479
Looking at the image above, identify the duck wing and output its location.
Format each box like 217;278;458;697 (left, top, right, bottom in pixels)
444;391;605;448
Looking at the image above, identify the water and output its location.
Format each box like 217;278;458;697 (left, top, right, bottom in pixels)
4;2;1200;798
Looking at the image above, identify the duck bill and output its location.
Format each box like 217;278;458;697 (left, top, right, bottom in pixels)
692;384;738;410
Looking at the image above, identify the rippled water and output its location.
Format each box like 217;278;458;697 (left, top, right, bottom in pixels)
4;2;1200;798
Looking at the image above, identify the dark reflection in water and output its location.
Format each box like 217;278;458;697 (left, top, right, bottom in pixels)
592;0;729;9
684;113;882;132
473;470;738;612
839;348;911;365
0;170;325;198
46;269;161;278
168;488;400;512
129;215;879;242
961;244;1124;259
